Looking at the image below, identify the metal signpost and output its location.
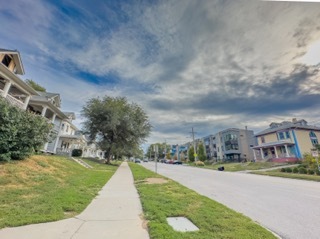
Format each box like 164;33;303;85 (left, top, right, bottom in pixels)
154;144;158;173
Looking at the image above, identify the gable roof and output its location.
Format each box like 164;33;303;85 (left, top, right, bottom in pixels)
63;112;76;120
0;48;25;75
256;119;320;136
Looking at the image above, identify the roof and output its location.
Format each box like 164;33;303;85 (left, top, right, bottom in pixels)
252;140;295;149
63;112;76;120
255;120;320;136
0;48;24;75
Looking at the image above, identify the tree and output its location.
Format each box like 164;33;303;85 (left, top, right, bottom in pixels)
146;142;171;160
81;96;152;163
188;147;195;162
198;142;206;162
25;79;46;92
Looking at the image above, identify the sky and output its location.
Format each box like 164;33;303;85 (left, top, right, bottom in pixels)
1;0;320;147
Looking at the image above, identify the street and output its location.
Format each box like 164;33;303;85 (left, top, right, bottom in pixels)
141;162;320;239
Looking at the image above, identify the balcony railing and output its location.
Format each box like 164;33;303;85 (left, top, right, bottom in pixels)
5;94;25;109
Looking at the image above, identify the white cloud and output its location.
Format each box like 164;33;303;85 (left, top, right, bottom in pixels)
2;0;320;146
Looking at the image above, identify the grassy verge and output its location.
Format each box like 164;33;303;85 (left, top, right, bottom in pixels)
129;163;277;239
201;162;288;172
251;170;320;182
0;155;118;228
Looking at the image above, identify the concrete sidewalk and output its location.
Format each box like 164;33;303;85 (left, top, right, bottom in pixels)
0;162;149;239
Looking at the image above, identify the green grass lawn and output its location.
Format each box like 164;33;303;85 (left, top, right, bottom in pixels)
202;162;288;172
251;169;320;182
129;163;277;239
0;155;118;228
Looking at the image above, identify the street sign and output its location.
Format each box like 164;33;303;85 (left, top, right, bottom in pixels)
312;151;319;157
194;153;197;157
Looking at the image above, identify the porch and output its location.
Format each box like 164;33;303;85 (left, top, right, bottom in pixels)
0;77;30;109
252;140;299;162
55;135;86;156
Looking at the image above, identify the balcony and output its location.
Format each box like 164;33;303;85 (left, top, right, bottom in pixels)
1;92;25;109
6;94;25;109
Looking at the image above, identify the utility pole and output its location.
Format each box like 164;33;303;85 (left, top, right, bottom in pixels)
190;127;198;161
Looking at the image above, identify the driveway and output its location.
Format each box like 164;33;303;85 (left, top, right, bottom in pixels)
141;162;320;239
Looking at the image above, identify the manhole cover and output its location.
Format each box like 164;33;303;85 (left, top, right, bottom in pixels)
166;217;199;232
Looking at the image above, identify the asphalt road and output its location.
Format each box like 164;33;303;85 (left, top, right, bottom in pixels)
140;162;320;239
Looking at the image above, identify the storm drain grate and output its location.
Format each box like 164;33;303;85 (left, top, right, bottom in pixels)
166;217;199;232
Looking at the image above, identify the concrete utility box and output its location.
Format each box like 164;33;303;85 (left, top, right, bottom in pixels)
166;217;199;232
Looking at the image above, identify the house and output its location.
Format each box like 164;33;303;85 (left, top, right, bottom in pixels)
1;47;104;159
252;118;320;162
27;93;87;155
0;49;38;109
82;141;105;159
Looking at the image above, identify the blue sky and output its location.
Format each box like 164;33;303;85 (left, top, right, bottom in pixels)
1;0;320;146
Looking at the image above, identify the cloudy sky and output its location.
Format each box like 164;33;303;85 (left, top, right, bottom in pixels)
1;0;320;146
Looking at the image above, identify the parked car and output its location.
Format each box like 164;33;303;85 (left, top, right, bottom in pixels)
173;160;182;165
143;158;148;162
165;159;174;164
135;159;141;163
160;159;166;163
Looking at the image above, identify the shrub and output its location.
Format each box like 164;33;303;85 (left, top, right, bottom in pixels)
195;161;205;166
292;167;299;173
285;167;292;173
316;170;320;176
72;149;83;157
298;164;307;168
280;168;286;172
0;98;52;161
307;169;315;175
298;167;307;174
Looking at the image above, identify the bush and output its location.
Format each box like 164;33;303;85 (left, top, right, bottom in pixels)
195;161;205;166
316;170;320;176
298;167;307;174
292;167;299;173
72;149;83;157
280;168;286;172
298;164;307;168
307;169;315;175
285;167;292;173
0;98;52;161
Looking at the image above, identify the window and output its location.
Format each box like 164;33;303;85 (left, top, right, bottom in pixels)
224;133;239;150
261;136;265;143
309;131;318;145
2;55;12;67
278;132;285;140
285;131;290;139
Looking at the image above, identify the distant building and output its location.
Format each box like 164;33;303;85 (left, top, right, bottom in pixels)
183;128;255;162
212;128;255;161
252;118;320;162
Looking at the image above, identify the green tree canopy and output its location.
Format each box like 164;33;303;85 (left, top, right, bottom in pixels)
81;96;152;163
188;146;195;162
146;142;171;159
198;142;206;162
25;79;46;92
